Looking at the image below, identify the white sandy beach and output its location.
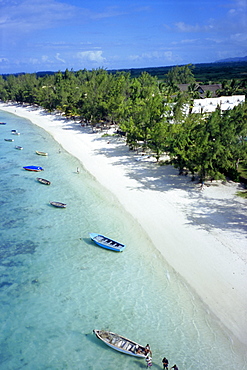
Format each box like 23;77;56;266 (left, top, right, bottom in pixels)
1;102;247;347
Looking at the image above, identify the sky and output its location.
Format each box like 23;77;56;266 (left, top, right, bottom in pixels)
0;0;246;74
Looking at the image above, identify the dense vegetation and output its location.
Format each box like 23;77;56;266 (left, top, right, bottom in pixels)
0;65;246;183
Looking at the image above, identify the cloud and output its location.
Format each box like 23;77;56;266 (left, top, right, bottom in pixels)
90;6;127;20
230;33;247;42
0;57;9;64
0;0;80;36
172;0;246;36
77;51;106;63
55;53;66;64
174;21;215;33
129;51;179;64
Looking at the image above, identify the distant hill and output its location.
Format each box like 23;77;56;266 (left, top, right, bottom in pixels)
1;61;247;83
110;61;247;83
215;56;247;63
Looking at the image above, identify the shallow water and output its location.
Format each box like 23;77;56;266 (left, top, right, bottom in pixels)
0;110;246;370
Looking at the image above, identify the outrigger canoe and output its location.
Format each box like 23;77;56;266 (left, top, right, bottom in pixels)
89;233;126;252
37;177;51;185
93;330;146;358
49;201;66;208
36;151;48;156
23;166;44;172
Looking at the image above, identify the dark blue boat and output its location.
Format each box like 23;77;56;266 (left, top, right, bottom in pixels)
23;166;44;172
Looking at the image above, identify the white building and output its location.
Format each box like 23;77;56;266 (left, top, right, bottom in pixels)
191;95;245;114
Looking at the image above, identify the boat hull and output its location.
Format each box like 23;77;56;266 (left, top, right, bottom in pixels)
37;177;51;185
36;151;48;156
50;201;66;208
93;330;146;358
89;233;126;252
23;166;44;172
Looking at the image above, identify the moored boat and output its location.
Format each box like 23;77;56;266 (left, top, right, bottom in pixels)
15;145;23;150
49;201;66;208
93;330;146;358
0;122;7;125
37;177;51;185
12;130;20;135
89;233;126;252
23;166;44;172
4;138;14;142
36;150;48;156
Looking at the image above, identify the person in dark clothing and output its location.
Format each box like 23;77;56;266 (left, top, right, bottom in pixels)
162;357;169;369
171;365;178;370
144;344;152;356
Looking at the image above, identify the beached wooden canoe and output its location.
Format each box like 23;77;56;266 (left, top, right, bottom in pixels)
36;151;48;156
23;166;44;172
89;233;126;252
37;177;51;185
49;201;66;208
93;330;146;358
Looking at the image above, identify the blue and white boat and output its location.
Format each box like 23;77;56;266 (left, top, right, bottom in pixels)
89;233;126;252
93;330;146;358
23;166;44;172
12;130;20;135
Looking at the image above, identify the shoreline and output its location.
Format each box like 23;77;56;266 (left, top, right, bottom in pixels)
1;102;247;346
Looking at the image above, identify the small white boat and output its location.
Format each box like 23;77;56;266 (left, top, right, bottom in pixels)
12;131;20;135
89;233;126;252
93;330;146;358
49;201;66;208
36;151;48;156
37;177;51;185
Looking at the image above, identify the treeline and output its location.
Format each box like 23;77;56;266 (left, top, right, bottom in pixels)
121;61;247;83
0;66;246;182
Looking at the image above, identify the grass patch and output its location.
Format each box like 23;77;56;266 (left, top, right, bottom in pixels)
236;190;247;198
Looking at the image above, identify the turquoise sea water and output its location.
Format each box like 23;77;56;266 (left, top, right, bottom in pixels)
0;110;246;370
